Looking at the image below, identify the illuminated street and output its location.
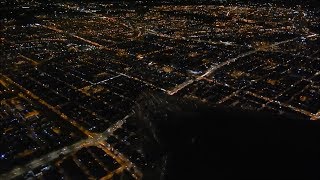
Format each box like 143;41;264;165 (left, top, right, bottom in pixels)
1;0;320;179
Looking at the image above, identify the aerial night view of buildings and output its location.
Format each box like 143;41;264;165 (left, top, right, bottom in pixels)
0;0;320;179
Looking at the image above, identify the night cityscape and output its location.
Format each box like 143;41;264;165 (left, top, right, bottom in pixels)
1;0;320;179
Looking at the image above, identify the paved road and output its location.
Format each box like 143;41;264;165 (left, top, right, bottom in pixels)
169;33;319;95
0;114;134;180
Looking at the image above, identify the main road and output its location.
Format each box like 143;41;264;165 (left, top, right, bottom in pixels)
168;33;319;95
0;113;143;180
